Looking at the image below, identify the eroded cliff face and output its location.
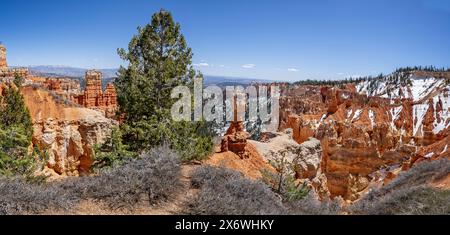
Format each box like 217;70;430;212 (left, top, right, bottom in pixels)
409;135;449;169
29;70;118;119
250;132;331;199
2;46;118;176
22;86;117;176
208;71;448;201
277;71;450;200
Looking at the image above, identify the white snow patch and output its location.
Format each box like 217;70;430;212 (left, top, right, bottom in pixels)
375;82;386;96
441;145;448;154
424;152;434;159
369;110;376;128
413;103;429;136
347;109;353;119
391;106;403;121
432;92;450;134
410;77;443;102
356;81;369;94
390;106;402;131
352;109;362;122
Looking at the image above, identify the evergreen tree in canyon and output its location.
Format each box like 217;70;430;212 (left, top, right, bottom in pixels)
113;9;214;161
0;79;35;177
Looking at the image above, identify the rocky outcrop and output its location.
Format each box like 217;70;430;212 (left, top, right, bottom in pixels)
408;135;450;169
75;70;118;118
33;115;114;176
104;83;117;107
220;121;251;157
219;94;256;159
32;71;118;118
276;71;450;200
1;45;118;176
43;78;81;95
77;70;103;107
0;44;29;79
22;86;117;176
209;112;274;179
250;131;330;199
0;44;7;69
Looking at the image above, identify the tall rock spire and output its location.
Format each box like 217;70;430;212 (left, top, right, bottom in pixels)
0;43;7;70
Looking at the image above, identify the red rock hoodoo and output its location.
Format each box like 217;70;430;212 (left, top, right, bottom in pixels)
75;70;118;118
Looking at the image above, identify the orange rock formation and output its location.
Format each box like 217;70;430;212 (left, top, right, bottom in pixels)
21;86;117;176
0;44;29;79
275;72;450;200
75;70;117;118
37;70;118;118
0;44;7;69
209;94;273;179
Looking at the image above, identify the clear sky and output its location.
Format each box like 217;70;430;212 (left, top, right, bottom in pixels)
1;0;450;81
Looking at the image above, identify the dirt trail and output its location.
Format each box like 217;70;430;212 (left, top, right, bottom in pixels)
138;164;200;215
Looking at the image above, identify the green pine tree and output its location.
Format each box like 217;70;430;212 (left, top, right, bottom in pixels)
0;80;36;177
112;9;214;161
0;84;33;138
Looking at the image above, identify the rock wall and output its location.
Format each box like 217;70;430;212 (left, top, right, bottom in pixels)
250;133;330;199
22;86;117;176
276;73;449;200
33;117;113;176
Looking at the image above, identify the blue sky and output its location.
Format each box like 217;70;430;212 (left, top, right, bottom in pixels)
1;0;450;81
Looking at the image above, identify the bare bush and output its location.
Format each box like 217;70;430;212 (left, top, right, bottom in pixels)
380;158;450;194
0;178;76;215
59;145;181;210
0;146;181;214
46;89;79;107
29;83;41;90
185;166;286;215
285;192;342;215
351;186;450;215
350;159;450;215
